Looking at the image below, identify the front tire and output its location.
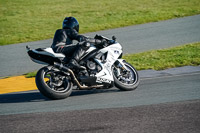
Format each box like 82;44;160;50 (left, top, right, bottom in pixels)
36;66;72;100
113;61;140;91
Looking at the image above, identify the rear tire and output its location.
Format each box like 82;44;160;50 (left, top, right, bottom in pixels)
113;61;140;91
36;66;72;100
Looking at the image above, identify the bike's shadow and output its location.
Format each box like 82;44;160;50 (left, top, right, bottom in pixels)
0;89;120;104
0;91;47;104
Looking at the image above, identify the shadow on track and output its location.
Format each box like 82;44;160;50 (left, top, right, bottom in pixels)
0;89;120;104
71;88;120;97
0;91;48;104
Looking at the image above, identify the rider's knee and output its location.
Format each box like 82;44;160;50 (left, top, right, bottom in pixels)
79;41;90;50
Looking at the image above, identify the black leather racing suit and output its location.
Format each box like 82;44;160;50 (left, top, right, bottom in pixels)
51;29;102;68
51;29;88;57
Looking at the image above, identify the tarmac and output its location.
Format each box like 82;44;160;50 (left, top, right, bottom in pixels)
1;65;199;94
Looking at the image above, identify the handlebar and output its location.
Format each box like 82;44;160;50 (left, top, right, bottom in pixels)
94;34;117;44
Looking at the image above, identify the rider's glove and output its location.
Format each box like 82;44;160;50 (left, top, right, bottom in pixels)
101;39;108;47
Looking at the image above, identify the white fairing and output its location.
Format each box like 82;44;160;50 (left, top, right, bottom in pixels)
30;48;65;64
95;43;122;83
33;48;65;58
86;45;96;53
31;58;48;65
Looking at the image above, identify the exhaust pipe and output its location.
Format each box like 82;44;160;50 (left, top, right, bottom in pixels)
54;62;103;90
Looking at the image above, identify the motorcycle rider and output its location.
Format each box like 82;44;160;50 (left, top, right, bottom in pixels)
51;17;104;70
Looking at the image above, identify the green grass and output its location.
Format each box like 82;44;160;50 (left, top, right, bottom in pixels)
25;72;37;78
25;42;200;78
123;42;200;70
1;0;200;45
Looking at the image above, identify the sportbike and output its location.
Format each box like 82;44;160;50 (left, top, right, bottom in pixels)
26;35;140;99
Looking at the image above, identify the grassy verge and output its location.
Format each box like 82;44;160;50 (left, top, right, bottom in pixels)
1;0;200;45
25;72;37;78
25;42;200;78
123;42;200;70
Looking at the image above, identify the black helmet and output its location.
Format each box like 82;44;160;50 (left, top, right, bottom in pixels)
62;17;79;32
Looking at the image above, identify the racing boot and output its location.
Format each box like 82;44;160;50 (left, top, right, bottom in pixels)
68;44;88;70
68;59;86;70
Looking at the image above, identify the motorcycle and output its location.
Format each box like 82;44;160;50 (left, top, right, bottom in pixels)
26;35;140;100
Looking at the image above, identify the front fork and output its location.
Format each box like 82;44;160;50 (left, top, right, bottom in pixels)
114;59;130;77
114;59;127;70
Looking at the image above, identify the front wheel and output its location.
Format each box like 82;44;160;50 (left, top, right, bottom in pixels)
112;61;140;91
36;66;73;100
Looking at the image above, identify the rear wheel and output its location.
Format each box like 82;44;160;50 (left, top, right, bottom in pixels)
36;66;72;100
112;61;140;91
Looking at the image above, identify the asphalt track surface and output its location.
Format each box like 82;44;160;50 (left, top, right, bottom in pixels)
0;15;200;77
0;71;200;132
1;100;200;133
